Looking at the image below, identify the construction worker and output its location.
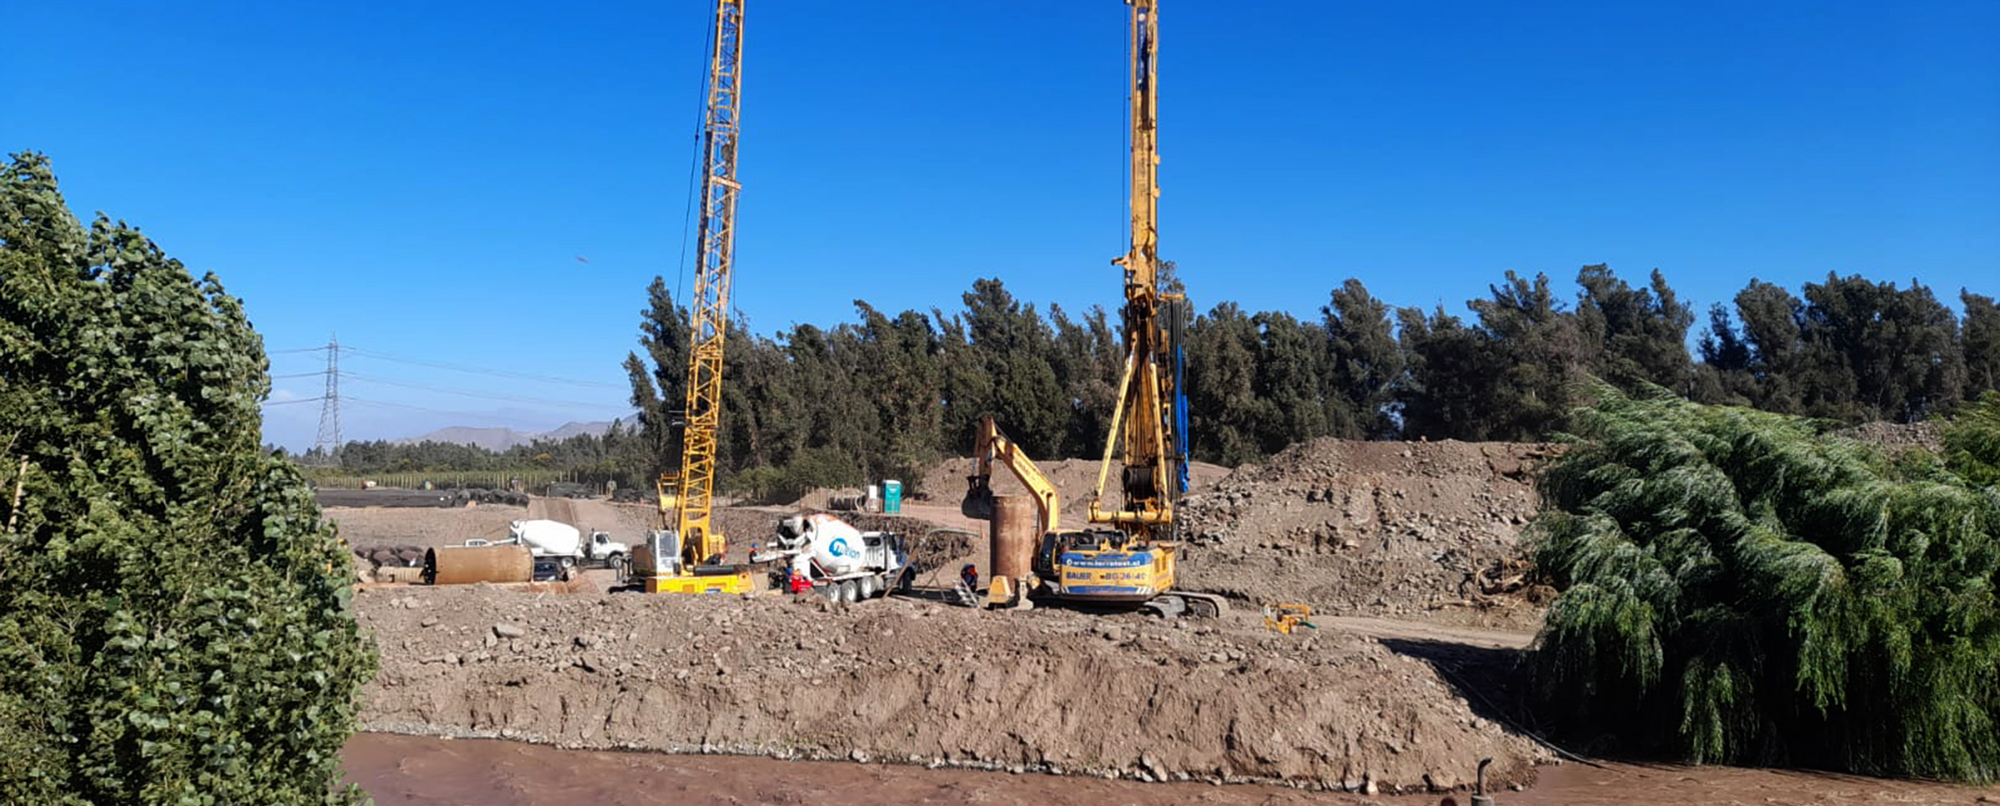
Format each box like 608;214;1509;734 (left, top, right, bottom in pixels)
960;562;979;592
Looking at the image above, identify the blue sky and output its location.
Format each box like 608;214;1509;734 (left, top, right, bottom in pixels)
7;1;1995;450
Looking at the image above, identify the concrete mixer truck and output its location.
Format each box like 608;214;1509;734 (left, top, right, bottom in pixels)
465;519;630;576
751;513;912;603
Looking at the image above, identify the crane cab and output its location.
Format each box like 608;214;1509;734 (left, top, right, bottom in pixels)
634;529;753;594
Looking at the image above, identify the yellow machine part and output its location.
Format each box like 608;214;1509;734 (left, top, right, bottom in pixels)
641;0;746;594
1051;541;1177;603
645;570;753;595
1263;603;1314;634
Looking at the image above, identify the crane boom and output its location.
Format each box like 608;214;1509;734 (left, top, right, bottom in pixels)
671;0;746;565
639;0;753;595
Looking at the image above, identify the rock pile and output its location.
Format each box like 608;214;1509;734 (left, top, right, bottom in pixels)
1177;439;1557;626
357;584;1548;793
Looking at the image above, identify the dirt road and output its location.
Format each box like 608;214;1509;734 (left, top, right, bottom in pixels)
1323;616;1533;650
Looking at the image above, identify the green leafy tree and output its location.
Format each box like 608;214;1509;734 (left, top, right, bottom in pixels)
1710;276;1967;423
1396;271;1585;441
1467;271;1588;440
1048;303;1120;460
1324;279;1403;439
854;302;946;485
0;152;375;804
932;308;993;458
1247;311;1339;452
960;279;1065;456
623;277;693;475
1532;386;2000;780
1574;264;1694;394
1728;279;1810;414
1961;291;2000;396
1184;302;1264;464
1693;303;1756;406
1394;304;1507;440
1800;274;1965;422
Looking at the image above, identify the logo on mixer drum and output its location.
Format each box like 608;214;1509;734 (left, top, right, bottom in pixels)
827;537;861;559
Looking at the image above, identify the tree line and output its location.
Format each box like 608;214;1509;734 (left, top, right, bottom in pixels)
622;264;2000;492
300;424;655;492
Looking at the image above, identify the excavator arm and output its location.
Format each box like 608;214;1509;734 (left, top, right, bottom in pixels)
961;414;1059;535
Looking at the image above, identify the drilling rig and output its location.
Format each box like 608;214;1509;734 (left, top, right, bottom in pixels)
964;0;1216;617
632;0;754;595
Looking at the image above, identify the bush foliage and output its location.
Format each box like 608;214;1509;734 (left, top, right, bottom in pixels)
0;152;375;804
1530;386;2000;781
1944;391;2000;488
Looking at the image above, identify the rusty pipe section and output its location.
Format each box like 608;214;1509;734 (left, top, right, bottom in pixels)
424;544;532;585
988;495;1037;606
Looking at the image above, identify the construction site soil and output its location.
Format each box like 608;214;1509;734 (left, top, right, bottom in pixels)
330;437;2000;802
1176;439;1557;633
316;438;1725;799
357;582;1546;793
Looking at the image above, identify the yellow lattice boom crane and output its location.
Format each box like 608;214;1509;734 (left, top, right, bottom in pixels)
634;0;754;595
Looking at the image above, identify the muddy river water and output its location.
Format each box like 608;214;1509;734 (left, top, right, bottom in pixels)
343;733;1995;806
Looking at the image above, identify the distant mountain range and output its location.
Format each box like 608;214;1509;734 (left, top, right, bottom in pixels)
395;418;629;452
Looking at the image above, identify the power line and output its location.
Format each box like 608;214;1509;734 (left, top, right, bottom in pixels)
342;372;628;410
266;344;623;390
260;396;326;407
342;347;624;389
345;396;589;428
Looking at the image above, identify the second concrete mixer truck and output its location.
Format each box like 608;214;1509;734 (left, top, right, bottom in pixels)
751;513;912;603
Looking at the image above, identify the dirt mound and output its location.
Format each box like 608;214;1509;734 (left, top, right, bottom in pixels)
1176;439;1557;628
357;585;1545;792
911;456;1230;526
1840;421;1943;455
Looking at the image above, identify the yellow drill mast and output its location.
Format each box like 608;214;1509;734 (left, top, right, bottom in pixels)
1091;0;1180;540
954;0;1210;616
639;0;752;594
1042;0;1209;616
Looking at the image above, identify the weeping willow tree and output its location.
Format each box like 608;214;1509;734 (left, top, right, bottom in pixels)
1530;386;2000;781
1945;391;2000;488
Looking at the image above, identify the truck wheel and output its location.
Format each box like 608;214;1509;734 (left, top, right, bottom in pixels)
609;553;628;583
560;556;576;569
896;568;914;594
859;575;878;599
818;580;839;601
839;579;860;603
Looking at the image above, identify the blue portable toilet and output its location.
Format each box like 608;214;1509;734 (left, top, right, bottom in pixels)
883;480;903;514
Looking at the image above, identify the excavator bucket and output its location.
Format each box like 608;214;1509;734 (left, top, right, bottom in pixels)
961;475;996;521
